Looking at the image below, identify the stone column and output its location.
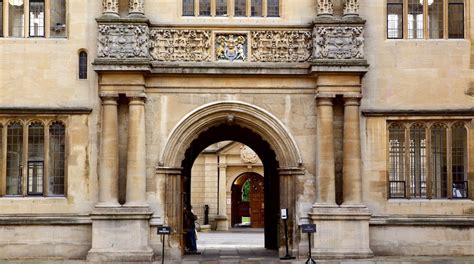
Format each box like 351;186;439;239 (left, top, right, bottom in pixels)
342;96;362;204
102;0;119;17
97;95;120;207
317;0;333;17
316;95;336;205
125;95;148;207
215;161;228;231
128;0;145;17
343;0;359;17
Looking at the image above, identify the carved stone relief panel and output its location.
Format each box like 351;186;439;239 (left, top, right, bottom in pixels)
97;24;150;59
250;30;313;62
313;26;364;60
215;33;248;62
149;29;212;62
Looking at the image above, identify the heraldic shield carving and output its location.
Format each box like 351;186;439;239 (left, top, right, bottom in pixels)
215;34;247;62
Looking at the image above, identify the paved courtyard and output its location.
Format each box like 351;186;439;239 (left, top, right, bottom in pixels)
1;229;474;263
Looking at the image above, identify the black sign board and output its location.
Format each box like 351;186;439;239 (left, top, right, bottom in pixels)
157;226;172;235
301;224;316;233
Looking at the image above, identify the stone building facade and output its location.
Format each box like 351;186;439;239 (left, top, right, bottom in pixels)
0;0;473;261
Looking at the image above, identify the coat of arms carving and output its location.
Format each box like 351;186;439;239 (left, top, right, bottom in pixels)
215;34;247;62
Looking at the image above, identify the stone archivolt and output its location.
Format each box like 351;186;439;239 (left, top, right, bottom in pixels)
97;24;150;59
313;26;364;60
149;29;212;62
250;30;312;62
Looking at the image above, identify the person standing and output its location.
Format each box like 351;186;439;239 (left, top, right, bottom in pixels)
184;206;199;254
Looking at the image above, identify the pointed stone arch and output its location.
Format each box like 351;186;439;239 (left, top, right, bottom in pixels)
159;101;303;169
157;100;305;256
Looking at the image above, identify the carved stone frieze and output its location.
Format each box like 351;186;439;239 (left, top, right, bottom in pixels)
313;26;364;60
102;0;119;16
149;29;212;62
250;30;312;62
215;34;247;62
97;24;150;59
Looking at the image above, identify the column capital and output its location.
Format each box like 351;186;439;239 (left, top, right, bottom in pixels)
102;0;120;17
128;94;147;104
317;0;334;17
128;0;145;17
100;94;119;105
316;93;336;105
343;95;362;106
343;0;360;17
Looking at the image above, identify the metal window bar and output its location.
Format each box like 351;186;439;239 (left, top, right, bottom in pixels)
431;124;448;198
6;122;23;195
389;181;406;198
27;122;45;195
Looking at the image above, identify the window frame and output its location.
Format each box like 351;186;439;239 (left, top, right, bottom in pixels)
386;0;466;40
181;0;281;18
387;120;470;200
0;118;67;198
1;0;67;38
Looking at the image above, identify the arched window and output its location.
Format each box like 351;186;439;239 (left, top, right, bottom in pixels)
183;0;280;17
409;123;427;198
6;122;23;195
451;123;467;198
27;122;45;195
49;121;65;195
79;51;87;80
388;123;406;198
431;123;447;198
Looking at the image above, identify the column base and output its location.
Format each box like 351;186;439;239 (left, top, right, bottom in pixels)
87;206;154;262
215;215;228;231
309;203;373;259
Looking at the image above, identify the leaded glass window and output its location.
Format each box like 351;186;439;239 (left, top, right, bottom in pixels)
408;0;424;39
448;0;464;39
29;0;45;37
267;0;279;17
9;0;24;37
183;0;194;16
452;123;467;198
49;121;65;195
6;122;23;195
27;122;44;195
389;123;406;198
199;0;211;16
428;0;443;39
79;51;87;80
50;0;66;38
431;123;447;198
216;0;227;16
251;0;262;17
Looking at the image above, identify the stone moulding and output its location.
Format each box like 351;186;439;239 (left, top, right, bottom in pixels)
97;23;150;59
250;30;313;62
150;29;212;62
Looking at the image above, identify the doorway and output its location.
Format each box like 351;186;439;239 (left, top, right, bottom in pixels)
231;172;265;228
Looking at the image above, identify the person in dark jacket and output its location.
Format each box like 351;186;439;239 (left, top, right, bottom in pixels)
184;205;198;253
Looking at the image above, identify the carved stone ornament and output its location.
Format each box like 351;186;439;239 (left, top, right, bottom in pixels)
129;0;145;15
149;29;212;62
343;0;359;16
97;24;150;59
317;0;333;16
251;30;313;62
313;26;364;60
102;0;119;16
215;34;247;62
240;145;259;164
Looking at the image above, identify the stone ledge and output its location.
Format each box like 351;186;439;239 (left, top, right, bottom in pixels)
87;249;154;262
0;107;92;115
310;204;371;220
370;215;474;226
311;249;374;259
90;206;153;220
0;214;91;225
362;109;474;117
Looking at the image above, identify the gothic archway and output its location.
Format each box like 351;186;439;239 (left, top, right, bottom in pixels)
157;101;304;255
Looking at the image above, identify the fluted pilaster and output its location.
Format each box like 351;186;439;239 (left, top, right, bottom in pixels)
343;0;359;17
128;0;145;17
102;0;119;17
317;0;333;17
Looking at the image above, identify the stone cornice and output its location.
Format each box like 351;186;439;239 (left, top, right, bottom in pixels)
0;107;92;115
362;109;474;117
370;215;474;226
0;214;92;225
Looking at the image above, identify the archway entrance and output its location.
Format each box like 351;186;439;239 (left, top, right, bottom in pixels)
182;124;280;249
231;172;265;228
158;101;304;257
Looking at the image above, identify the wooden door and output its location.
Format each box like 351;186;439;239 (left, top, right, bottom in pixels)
249;174;264;228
